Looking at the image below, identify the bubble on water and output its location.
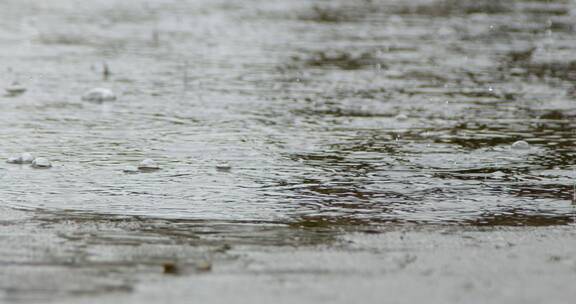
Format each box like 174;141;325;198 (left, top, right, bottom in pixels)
7;152;35;164
20;152;35;163
81;88;117;103
5;81;26;97
31;157;52;168
138;159;159;170
6;156;22;164
216;162;232;171
511;140;530;150
490;171;506;179
395;113;408;121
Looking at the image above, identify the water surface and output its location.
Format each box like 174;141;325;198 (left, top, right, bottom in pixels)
1;0;576;226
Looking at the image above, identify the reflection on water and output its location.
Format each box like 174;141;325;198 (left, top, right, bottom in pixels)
0;0;575;226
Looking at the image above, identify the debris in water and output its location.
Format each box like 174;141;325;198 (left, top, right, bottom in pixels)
216;162;231;171
214;244;232;253
81;88;116;102
511;140;530;150
31;157;52;168
6;152;35;164
138;159;160;171
163;262;179;275
5;81;26;97
507;47;537;63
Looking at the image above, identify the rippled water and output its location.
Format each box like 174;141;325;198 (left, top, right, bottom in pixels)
1;0;575;226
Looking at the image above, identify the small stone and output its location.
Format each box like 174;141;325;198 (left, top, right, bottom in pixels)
122;166;139;173
216;162;231;171
81;88;116;102
138;159;159;170
511;140;530;150
31;157;51;168
395;113;408;121
5;82;26;97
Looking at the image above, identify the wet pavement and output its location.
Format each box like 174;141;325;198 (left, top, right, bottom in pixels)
1;0;576;302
